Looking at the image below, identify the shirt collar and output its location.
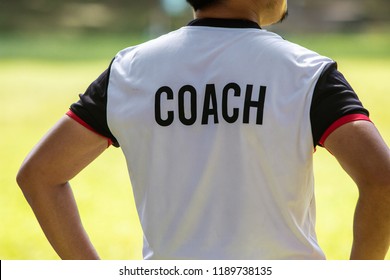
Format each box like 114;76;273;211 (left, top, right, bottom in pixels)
187;18;261;29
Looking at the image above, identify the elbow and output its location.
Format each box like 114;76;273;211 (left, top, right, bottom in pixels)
17;163;27;189
357;174;390;201
17;157;69;198
354;159;390;197
16;159;44;199
17;165;32;206
16;161;34;195
16;160;51;206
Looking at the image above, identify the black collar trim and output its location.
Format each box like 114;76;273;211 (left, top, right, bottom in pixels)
187;18;261;29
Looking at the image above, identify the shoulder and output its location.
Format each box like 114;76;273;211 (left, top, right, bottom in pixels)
259;31;333;69
114;29;185;60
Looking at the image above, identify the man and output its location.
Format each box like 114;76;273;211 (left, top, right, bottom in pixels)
17;0;390;260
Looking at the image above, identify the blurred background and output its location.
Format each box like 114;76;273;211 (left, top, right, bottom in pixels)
1;0;390;59
1;0;389;260
1;0;390;35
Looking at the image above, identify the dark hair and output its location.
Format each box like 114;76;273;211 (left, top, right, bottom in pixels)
186;0;223;11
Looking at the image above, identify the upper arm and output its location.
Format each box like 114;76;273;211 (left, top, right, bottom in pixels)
17;116;109;189
323;120;390;191
311;62;369;147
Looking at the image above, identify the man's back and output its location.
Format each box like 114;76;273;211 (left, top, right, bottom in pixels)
107;19;332;259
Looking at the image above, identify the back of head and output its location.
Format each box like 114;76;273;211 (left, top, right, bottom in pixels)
187;0;288;27
186;0;224;11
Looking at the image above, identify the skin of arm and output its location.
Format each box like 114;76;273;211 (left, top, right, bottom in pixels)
324;120;390;260
16;116;109;260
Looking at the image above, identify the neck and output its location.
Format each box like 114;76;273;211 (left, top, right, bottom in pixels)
194;1;260;24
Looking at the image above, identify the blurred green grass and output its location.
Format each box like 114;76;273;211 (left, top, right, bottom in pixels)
1;32;390;61
1;32;389;260
0;33;144;61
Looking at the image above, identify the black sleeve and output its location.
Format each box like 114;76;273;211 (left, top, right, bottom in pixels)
69;61;120;147
310;62;369;147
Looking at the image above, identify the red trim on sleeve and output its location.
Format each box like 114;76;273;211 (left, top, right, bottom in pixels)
319;114;371;146
66;110;113;147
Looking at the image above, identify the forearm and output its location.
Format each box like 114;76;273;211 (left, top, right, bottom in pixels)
350;187;390;260
20;181;100;260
